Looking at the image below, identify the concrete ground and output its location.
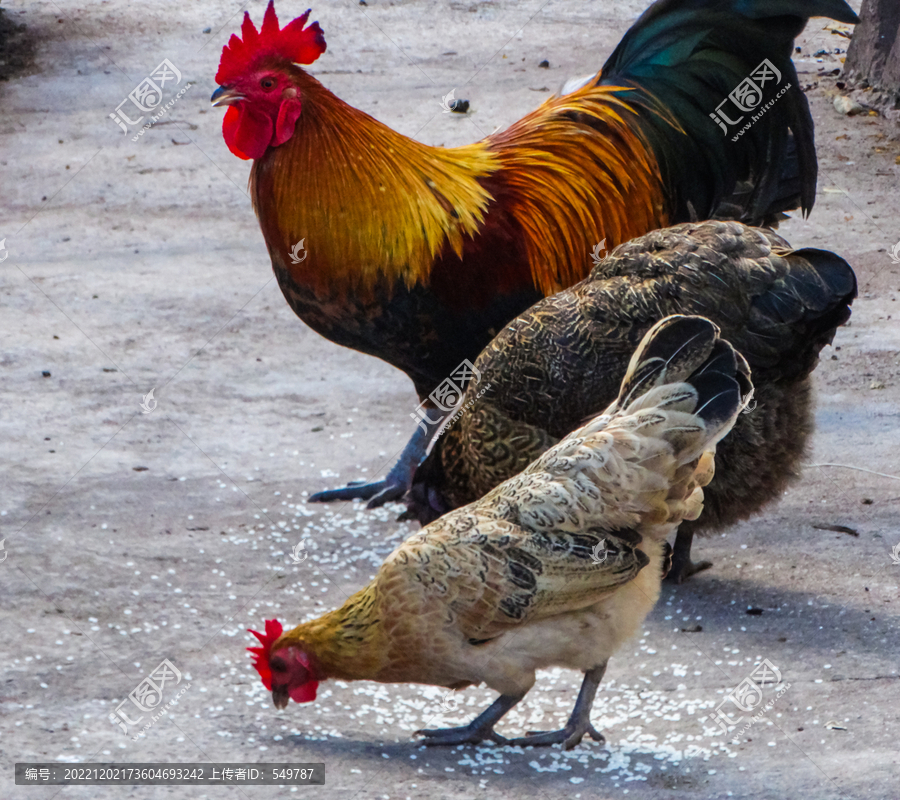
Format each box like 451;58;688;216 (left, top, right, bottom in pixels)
1;0;898;798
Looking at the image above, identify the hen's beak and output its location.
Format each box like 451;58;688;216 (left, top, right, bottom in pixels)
211;85;244;107
272;685;290;710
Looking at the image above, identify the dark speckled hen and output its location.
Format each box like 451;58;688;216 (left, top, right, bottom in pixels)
406;221;856;583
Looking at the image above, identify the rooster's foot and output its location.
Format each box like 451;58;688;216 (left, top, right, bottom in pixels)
506;721;605;750
414;691;523;747
309;417;444;508
308;477;406;507
665;529;712;584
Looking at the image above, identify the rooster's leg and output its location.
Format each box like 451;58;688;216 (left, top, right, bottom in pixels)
309;415;445;507
506;662;608;750
415;691;525;746
665;528;713;584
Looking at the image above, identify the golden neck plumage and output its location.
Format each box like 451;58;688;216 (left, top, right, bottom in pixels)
250;69;499;298
280;583;388;682
488;84;671;295
250;69;671;301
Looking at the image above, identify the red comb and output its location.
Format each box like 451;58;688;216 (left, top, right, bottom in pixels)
247;618;284;690
215;2;326;86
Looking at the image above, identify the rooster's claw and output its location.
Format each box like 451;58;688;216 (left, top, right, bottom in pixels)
309;477;406;507
308;421;438;507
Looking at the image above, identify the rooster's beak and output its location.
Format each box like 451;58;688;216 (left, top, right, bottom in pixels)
211;85;244;107
272;685;290;710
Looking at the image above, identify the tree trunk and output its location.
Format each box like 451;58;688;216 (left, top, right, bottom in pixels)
843;0;900;109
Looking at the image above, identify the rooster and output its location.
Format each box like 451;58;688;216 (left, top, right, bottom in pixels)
406;221;856;583
212;0;857;505
247;315;750;748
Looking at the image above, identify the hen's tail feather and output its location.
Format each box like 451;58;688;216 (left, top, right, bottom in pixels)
548;316;750;462
609;316;752;434
744;245;857;378
508;316;750;539
597;0;859;222
779;248;857;313
609;317;751;464
690;370;749;431
614;315;718;409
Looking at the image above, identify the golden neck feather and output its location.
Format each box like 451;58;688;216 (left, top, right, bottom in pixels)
251;69;499;297
489;84;671;295
251;70;671;300
281;583;388;682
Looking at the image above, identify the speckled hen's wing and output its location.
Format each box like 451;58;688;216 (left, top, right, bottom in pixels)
383;512;648;642
388;401;711;641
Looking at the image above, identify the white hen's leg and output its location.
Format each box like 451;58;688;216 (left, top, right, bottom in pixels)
415;691;525;746
506;662;608;750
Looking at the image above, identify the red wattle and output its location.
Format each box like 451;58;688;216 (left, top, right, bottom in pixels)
222;104;274;161
289;680;318;703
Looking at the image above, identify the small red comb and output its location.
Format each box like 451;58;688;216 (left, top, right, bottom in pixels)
247;618;284;690
215;1;326;86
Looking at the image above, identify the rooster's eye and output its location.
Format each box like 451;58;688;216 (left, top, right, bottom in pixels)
261;78;276;91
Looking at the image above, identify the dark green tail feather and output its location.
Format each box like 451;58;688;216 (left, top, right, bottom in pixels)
598;0;859;224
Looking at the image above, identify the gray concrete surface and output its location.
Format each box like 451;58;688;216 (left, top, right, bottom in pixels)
2;1;898;798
